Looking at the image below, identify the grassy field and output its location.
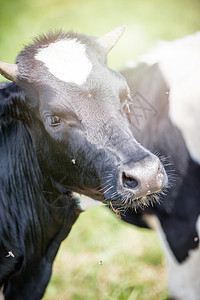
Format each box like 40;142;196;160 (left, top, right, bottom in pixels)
1;0;200;299
0;0;200;69
43;207;167;300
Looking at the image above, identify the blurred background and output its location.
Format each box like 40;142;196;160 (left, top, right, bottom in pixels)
0;0;200;299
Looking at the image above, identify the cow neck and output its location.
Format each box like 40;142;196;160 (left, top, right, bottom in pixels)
42;175;81;225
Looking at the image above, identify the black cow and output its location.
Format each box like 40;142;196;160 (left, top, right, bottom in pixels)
121;33;200;300
0;27;167;299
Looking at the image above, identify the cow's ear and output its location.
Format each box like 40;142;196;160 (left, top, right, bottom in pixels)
0;61;18;82
97;25;125;54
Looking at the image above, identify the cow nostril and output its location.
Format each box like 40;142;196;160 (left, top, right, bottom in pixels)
122;172;139;190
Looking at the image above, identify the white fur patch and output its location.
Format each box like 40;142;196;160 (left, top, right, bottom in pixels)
145;215;200;300
137;33;200;164
72;192;104;211
35;39;92;85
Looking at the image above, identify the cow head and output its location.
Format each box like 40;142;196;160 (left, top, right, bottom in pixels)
0;26;168;209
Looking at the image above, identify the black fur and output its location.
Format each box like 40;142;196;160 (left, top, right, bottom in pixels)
0;83;80;299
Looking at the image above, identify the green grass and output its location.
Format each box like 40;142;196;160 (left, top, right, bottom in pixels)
43;207;167;300
0;0;200;69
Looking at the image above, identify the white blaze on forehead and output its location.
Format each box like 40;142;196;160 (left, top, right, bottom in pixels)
35;39;92;85
145;215;200;300
137;32;200;164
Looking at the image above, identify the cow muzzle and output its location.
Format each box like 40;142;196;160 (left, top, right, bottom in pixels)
119;155;168;201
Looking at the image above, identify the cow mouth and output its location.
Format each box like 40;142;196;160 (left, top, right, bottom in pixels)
76;180;166;211
102;189;163;213
52;173;166;211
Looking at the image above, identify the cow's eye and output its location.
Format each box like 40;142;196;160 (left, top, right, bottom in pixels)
47;116;62;127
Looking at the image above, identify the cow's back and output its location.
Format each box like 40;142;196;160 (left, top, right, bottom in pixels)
121;59;200;259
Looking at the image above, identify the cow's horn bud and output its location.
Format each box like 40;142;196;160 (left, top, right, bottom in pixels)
0;61;18;82
98;25;125;54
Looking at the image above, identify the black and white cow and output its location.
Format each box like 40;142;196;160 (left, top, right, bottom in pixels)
121;32;200;300
0;27;167;299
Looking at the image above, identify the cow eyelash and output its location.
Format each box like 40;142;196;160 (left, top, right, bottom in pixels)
46;116;62;127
